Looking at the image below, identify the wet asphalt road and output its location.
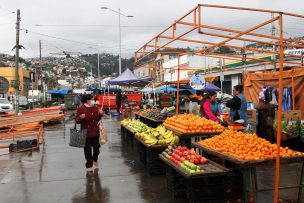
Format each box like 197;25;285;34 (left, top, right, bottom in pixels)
0;117;187;203
0;116;303;203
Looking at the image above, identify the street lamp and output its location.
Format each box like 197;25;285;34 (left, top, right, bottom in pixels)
100;7;134;75
88;46;100;87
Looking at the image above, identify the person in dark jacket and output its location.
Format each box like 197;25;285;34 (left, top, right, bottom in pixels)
73;94;81;109
226;85;248;125
116;89;122;113
75;94;103;173
256;89;275;140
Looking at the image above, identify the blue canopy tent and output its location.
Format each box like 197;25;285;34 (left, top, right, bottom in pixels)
48;89;72;95
156;85;179;92
108;68;153;87
200;83;221;91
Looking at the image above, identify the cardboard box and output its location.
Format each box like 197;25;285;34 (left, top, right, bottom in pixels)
275;110;302;121
247;109;257;123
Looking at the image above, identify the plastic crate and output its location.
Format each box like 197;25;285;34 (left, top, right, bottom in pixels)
147;164;166;176
166;166;187;198
186;176;226;202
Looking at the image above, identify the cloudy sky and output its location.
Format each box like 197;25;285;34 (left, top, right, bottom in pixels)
0;0;303;58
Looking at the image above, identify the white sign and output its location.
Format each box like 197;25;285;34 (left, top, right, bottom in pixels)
190;73;206;90
284;49;304;55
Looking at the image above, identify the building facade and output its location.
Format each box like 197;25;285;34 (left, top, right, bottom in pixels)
0;66;37;97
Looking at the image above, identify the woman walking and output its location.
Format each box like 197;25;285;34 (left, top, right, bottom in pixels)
75;94;103;173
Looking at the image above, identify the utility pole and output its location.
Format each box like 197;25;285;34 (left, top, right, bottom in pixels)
118;8;122;75
39;40;45;107
14;9;21;115
97;49;100;87
271;13;277;70
39;40;42;60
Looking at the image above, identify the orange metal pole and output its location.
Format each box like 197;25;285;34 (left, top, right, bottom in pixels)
136;27;197;64
134;5;199;54
198;31;304;49
274;13;284;203
193;8;197;27
291;68;295;110
176;54;181;116
178;21;304;45
159;35;277;55
199;4;304;19
198;5;201;32
204;16;279;52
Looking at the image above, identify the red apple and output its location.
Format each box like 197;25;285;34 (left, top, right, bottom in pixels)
200;157;208;164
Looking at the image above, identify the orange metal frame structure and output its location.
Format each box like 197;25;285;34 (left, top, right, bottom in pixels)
0;123;44;156
134;4;304;203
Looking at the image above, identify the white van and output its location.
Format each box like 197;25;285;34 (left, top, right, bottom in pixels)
0;98;14;114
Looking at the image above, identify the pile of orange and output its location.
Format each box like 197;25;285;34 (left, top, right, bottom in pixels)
164;114;225;134
198;130;302;160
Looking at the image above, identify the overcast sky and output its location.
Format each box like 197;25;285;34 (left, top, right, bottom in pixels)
0;0;303;58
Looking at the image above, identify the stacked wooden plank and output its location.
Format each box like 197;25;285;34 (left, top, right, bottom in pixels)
0;109;64;128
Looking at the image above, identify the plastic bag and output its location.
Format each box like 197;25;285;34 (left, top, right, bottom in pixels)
99;122;107;145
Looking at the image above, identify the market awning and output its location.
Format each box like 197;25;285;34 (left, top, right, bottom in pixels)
108;68;153;87
48;89;72;95
153;79;190;88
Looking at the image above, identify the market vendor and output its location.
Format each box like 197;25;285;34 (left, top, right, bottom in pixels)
226;85;248;126
256;88;275;140
201;91;220;122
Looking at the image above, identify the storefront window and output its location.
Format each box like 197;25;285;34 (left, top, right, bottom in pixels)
0;77;9;94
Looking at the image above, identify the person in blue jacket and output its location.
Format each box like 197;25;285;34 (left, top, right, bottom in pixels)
226;85;248;126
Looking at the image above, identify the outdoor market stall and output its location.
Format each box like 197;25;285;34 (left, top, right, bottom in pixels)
133;4;304;202
192;130;304;202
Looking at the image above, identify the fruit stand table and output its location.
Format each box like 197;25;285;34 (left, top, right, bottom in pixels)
192;142;304;203
134;112;164;128
133;135;167;175
159;154;229;203
164;124;221;148
121;125;136;147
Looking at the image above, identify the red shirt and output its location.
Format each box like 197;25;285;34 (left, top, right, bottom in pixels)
75;105;102;138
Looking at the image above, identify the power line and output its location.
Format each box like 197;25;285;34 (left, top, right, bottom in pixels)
21;23;166;28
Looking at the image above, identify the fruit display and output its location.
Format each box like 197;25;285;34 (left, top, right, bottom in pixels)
121;119;179;146
120;118;134;126
135;125;179;146
164;114;225;133
198;130;303;161
162;144;208;174
138;108;172;121
127;120;151;133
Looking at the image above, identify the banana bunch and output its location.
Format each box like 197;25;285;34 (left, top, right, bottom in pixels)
135;132;158;145
156;125;166;135
121;118;134;126
128;120;151;133
158;130;179;145
124;120;179;146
